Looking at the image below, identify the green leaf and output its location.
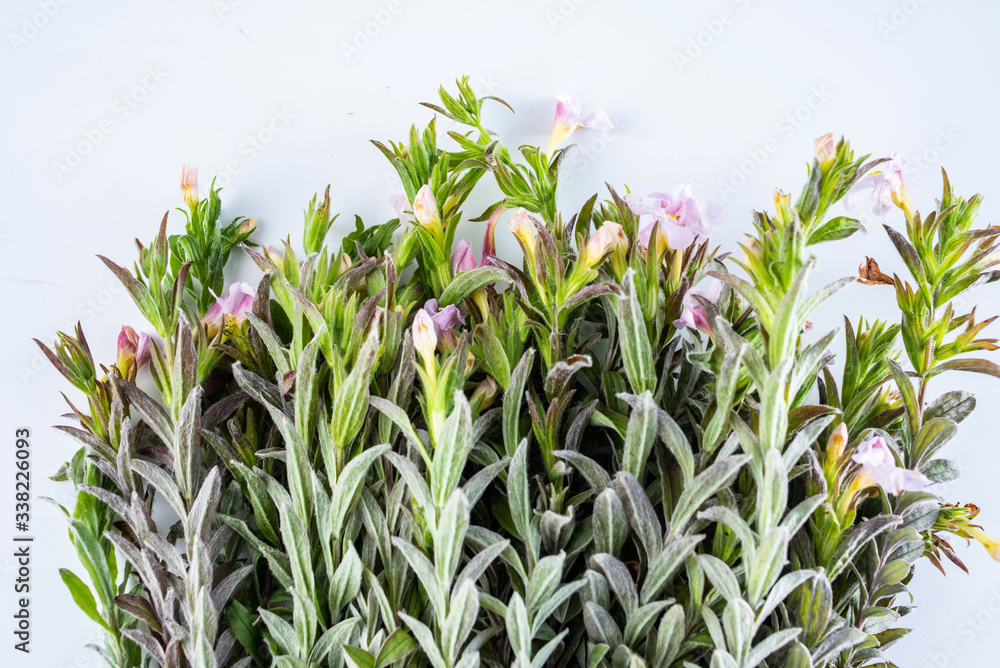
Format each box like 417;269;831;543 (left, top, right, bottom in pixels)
807;216;862;245
439;265;509;306
617;269;656;394
59;569;111;632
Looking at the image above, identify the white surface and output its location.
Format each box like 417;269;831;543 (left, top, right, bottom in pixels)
2;1;1000;666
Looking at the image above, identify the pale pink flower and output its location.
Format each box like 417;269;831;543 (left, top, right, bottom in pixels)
580;221;626;270
202;282;256;337
815;133;837;163
390;194;414;225
412;185;440;229
851;435;930;495
845;153;907;217
412;308;437;361
674;279;723;336
423;298;465;342
451;239;478;274
546;95;614;155
180;164;199;208
116;326;151;373
626;182;726;251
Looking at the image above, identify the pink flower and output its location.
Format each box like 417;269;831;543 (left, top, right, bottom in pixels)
180;164;199;208
202;282;256;337
626;182;726;251
546;95;614;155
580;221;626;270
424;299;465;336
451;239;478;274
674;279;723;336
815;133;837;164
845;153;907;217
390;193;414;225
116;326;151;374
851;435;930;495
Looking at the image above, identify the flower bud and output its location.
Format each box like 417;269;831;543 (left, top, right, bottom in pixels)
508;209;537;260
814;133;837;164
412;185;440;229
580;221;625;269
238;217;257;236
180;164;199;209
412;308;437;362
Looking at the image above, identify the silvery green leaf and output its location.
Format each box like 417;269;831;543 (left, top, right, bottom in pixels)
594;488;629;557
921;457;962;483
290;584;319;652
369;396;428;465
540;508;575;553
589;644;612;668
591;554;638;617
615;472;662;562
703;344;747;453
811;627;868;664
246;312;293;375
768;259;814;366
755;570;818;633
617;269;656;394
463;457;509;509
118;379;175;448
555;450;612;492
640;535;703;605
789;329;838;403
332;328;380;450
783;415;835;472
924;390;976;424
384;451;435;522
531;629;569;668
780;494;826;538
758;359;793;453
697;507;755;560
743;628;801;667
757;449;788;534
911;418;958;468
294;327;326;451
454;651;481;668
622;600;670;648
827;515;901;580
466;525;528;584
130;459;186;519
442;579;479;664
671;456;749;535
545;354;593;398
721;599;754;660
331;444;390;540
698;555;741;605
329;544;364;617
432;394;474;507
619;391;657;484
747;527;789;607
399;612;447;668
582;568;612;609
211;565;252;626
506;592;531;656
530;579;586;639
121;629;166;666
584;602;622;647
526;552;566;615
783;642;813;667
434;490;470;590
508;438;532;542
456;538;509;590
476;324;511;390
653;605;685;666
373;627;419;667
309;619;359;665
278;503;315;601
259;608;297;656
393;538;446;620
504;350;535;457
710;650;738;668
440;265;509;305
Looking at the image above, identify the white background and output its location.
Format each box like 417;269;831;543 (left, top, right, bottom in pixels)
2;1;1000;666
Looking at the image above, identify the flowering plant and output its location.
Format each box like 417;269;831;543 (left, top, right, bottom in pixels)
40;79;1000;668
